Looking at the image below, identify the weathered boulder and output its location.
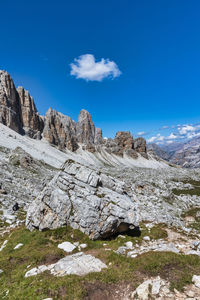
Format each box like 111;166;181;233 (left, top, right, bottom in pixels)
9;147;34;168
43;108;78;151
17;86;44;138
26;160;138;239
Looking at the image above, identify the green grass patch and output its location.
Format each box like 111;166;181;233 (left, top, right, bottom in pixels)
0;224;198;299
173;179;200;197
173;188;200;196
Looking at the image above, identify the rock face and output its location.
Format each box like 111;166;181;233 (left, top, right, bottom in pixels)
134;137;148;159
26;159;138;239
104;132;148;159
0;71;22;133
0;70;43;138
43;108;78;151
76;109;96;144
114;131;134;151
17;87;44;138
169;136;200;168
43;109;103;152
147;143;171;161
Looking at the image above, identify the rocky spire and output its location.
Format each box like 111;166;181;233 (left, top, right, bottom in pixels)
43;108;78;151
17;87;44;138
0;70;22;133
0;70;148;159
76;109;96;144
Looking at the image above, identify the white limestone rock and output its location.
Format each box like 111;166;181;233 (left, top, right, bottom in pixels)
192;275;200;288
132;279;152;300
58;242;76;253
0;240;8;252
14;243;23;250
25;252;107;277
26;160;138;240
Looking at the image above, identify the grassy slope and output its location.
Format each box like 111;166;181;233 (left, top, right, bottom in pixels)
0;224;200;299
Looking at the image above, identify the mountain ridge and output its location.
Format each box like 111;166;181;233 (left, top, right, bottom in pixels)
0;70;148;159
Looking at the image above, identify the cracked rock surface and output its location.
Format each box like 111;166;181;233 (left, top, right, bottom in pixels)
26;160;138;239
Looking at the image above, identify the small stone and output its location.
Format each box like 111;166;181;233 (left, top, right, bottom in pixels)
186;290;195;297
115;246;127;255
192;240;200;248
0;269;3;275
58;242;76;253
125;241;133;249
14;243;23;250
117;235;125;239
143;236;150;241
0;240;8;252
192;275;200;288
80;243;87;249
133;279;152;300
152;276;161;295
73;242;79;247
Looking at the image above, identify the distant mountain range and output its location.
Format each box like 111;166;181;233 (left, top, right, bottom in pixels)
148;136;200;168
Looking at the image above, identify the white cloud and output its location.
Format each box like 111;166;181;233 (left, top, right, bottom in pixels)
178;125;195;135
137;131;146;136
70;54;121;81
147;134;164;143
167;133;177;140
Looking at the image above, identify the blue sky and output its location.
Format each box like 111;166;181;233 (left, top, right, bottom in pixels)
1;0;200;143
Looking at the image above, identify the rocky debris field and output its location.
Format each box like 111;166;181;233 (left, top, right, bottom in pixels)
0;139;200;298
0;145;55;228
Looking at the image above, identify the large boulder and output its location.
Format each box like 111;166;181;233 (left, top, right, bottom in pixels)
26;160;138;239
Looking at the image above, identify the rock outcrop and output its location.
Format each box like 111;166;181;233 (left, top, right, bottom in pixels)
43;109;103;152
76;109;96;144
17;87;44;138
25;252;107;277
104;132;148;159
0;71;22;133
134;137;148;159
26;159;138;239
0;70;43;138
43;108;78;151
